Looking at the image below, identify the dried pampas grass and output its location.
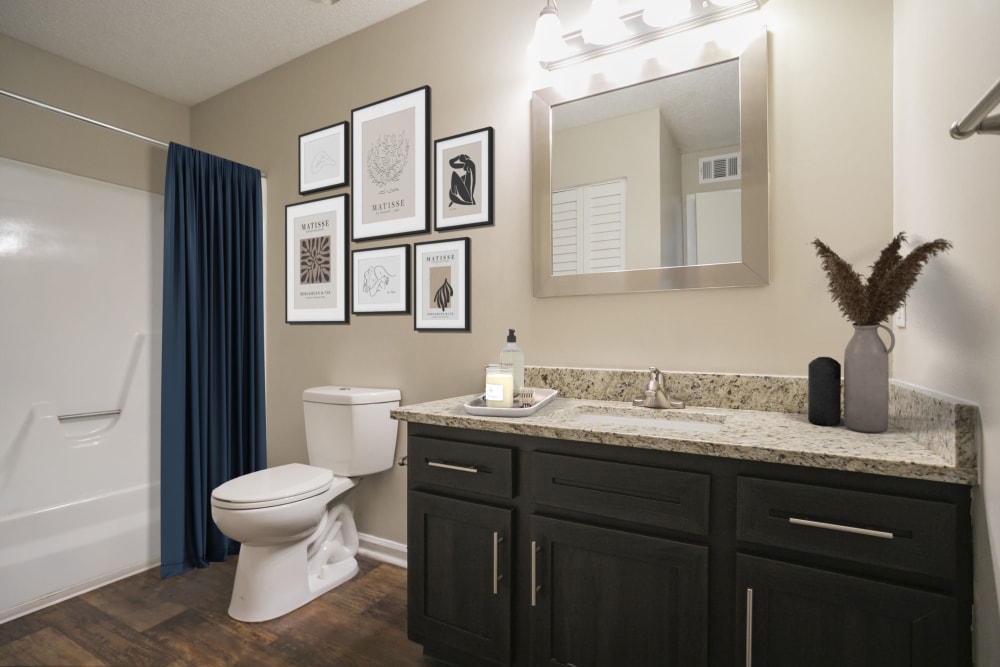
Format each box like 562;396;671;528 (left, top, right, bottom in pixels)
812;233;952;326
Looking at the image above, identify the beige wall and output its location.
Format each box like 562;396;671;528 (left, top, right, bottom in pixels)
892;0;1000;662
553;107;662;269
659;114;683;267
0;35;189;193
189;0;893;546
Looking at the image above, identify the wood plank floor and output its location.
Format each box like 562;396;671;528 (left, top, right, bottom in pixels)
0;556;438;666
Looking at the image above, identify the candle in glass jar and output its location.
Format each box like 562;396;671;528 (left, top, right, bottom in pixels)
485;364;513;408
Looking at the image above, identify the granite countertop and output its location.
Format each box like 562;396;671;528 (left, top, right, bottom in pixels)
392;367;979;486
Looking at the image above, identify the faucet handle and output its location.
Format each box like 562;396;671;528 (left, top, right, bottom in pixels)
637;366;685;409
647;367;661;390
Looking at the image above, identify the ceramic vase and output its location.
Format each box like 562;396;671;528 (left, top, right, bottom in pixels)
843;324;895;433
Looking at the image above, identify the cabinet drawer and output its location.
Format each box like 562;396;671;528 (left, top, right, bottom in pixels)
737;477;958;580
408;436;514;499
533;451;710;536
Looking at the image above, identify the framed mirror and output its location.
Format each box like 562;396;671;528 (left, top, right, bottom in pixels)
532;30;769;296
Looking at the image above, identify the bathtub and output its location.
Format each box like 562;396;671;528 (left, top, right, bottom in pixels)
0;334;161;624
0;482;160;623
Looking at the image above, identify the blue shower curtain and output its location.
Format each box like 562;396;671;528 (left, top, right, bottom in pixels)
160;143;266;578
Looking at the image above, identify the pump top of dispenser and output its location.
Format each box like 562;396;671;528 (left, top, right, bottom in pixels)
507;329;517;342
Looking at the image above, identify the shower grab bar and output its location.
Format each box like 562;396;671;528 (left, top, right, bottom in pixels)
950;76;1000;139
57;409;121;422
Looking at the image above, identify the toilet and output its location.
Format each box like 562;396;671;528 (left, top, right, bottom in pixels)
210;386;400;622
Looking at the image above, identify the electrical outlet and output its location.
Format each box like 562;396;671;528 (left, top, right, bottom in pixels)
894;302;906;328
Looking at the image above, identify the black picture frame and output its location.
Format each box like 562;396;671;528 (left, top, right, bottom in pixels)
434;126;494;230
413;237;470;332
298;121;348;194
285;194;349;324
351;244;411;315
351;86;431;241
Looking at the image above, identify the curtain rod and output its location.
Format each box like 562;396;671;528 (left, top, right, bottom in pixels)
950;76;1000;139
0;88;170;148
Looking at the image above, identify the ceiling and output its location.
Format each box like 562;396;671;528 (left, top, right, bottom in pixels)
0;0;430;106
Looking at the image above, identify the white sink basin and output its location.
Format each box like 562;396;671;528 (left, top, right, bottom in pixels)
561;406;725;434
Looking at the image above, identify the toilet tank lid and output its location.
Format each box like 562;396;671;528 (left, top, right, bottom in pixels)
303;386;401;405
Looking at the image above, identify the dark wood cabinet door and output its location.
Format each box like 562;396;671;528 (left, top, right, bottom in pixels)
529;515;708;667
738;555;961;667
408;491;513;666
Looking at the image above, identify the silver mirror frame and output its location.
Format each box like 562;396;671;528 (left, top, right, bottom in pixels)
532;29;769;297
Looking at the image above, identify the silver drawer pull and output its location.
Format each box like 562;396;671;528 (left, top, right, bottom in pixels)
789;517;894;539
745;588;753;667
492;531;503;595
531;540;539;607
426;460;479;474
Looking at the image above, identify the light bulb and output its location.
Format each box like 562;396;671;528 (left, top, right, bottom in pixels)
532;1;569;63
581;0;628;46
642;0;691;28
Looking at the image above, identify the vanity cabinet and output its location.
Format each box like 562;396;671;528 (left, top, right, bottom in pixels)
407;437;515;666
408;492;513;665
529;515;708;666
736;476;963;666
529;451;710;666
404;424;972;667
737;555;956;667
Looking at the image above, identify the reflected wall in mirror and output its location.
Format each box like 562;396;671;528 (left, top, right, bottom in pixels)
532;29;769;296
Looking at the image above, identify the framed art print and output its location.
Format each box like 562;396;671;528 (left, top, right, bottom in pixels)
352;244;410;314
285;194;349;323
351;86;430;241
299;121;348;194
414;238;470;332
435;126;494;230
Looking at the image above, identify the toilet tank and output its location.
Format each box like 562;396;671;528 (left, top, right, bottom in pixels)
302;386;401;476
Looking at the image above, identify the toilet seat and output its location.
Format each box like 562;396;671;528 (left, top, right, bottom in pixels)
211;463;334;510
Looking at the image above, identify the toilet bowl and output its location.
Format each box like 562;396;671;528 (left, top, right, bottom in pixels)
210;386;400;622
211;463;360;622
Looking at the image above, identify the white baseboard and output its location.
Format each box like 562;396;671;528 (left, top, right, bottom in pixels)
357;532;408;569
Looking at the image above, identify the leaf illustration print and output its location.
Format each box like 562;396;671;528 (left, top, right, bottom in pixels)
367;131;410;194
433;277;453;311
300;237;331;284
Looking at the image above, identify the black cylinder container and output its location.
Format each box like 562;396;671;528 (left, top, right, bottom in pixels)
808;357;842;426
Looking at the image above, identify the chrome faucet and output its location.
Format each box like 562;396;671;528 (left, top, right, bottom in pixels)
636;367;685;409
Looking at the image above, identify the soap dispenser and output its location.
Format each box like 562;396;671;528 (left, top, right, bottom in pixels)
500;329;524;391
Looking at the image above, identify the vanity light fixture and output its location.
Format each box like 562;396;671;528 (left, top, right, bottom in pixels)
531;0;571;63
642;0;691;28
581;0;629;46
536;0;761;70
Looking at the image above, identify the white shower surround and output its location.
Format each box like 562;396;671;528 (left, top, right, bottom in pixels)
0;157;162;622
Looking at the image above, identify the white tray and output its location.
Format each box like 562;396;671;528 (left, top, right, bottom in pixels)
463;388;559;417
